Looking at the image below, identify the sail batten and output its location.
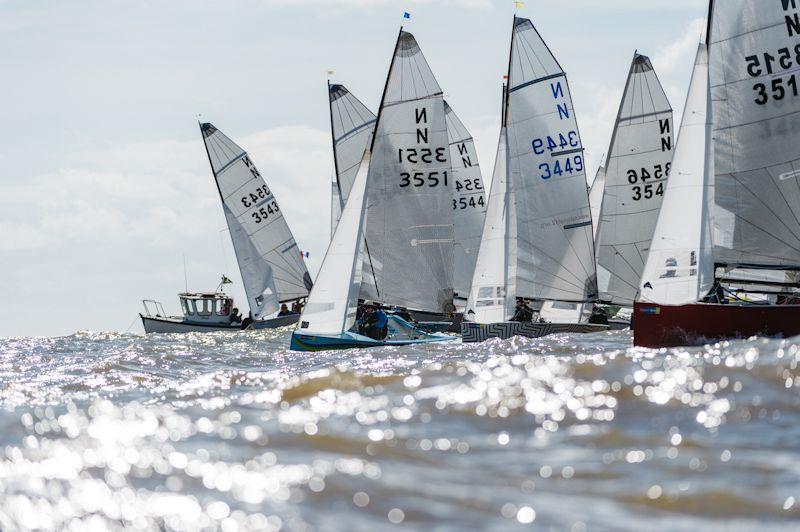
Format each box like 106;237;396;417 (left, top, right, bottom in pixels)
595;52;674;306
201;123;312;319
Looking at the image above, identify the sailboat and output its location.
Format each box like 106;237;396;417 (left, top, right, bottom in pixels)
461;16;607;343
635;0;800;347
140;123;313;333
594;53;674;310
290;29;457;351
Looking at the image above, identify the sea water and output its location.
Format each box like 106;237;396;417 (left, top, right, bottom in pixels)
0;329;798;531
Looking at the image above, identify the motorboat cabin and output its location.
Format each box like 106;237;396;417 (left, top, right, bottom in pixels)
140;292;246;333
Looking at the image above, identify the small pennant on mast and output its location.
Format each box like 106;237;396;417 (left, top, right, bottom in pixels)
514;1;525;8
403;11;411;19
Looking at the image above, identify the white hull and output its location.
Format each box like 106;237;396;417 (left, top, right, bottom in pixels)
141;314;299;334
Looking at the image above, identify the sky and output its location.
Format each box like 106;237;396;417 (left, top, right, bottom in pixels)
0;0;708;337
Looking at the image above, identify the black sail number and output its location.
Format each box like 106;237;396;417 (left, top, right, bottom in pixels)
241;185;272;208
399;171;449;188
398;148;447;164
251;201;280;224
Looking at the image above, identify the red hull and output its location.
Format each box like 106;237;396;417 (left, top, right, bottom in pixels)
633;302;800;348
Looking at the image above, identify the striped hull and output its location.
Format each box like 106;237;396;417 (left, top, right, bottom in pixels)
461;322;609;343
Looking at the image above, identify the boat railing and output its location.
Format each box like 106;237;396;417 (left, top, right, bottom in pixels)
142;299;166;318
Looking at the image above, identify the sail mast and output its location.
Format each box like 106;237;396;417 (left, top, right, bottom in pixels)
327;80;344;202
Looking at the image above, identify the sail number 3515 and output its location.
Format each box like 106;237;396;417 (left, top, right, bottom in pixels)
746;47;800;105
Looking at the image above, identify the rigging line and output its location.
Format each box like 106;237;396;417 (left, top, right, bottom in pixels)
514;237;587;289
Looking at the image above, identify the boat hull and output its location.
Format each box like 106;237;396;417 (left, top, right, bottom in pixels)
289;331;453;352
461;321;609;343
141;314;299;334
633;302;800;348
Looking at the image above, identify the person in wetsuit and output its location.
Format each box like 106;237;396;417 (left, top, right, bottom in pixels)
511;298;534;322
588;306;609;325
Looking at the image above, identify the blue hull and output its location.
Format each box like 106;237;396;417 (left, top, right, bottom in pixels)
289;330;453;352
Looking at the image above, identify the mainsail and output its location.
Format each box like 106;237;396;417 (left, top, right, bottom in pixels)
328;83;377;231
466;127;517;323
639;44;715;305
365;30;455;312
595;53;674;306
709;0;800;269
506;17;597;303
201;123;312;319
444;100;487;301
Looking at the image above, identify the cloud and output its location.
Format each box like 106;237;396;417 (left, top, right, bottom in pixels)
652;18;706;75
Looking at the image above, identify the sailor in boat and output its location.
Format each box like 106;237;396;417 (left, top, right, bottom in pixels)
511;299;534;323
278;304;292;317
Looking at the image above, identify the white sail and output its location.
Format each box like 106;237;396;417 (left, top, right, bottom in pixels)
506;17;597;303
329;83;377;212
201;123;312;319
709;0;800;268
297;150;371;335
327;83;380;302
589;166;606;239
639;44;715;305
466;127;516;323
595;53;674;306
444;100;487;301
365;30;455;312
330;174;341;241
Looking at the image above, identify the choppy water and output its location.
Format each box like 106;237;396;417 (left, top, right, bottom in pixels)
1;329;799;531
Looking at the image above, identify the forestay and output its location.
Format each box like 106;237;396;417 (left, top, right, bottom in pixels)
365;30;455;312
506;17;597;303
639;44;715;305
709;0;800;268
297;151;372;335
595;53;674;306
201;123;312;319
466;128;517;323
445;100;487;300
